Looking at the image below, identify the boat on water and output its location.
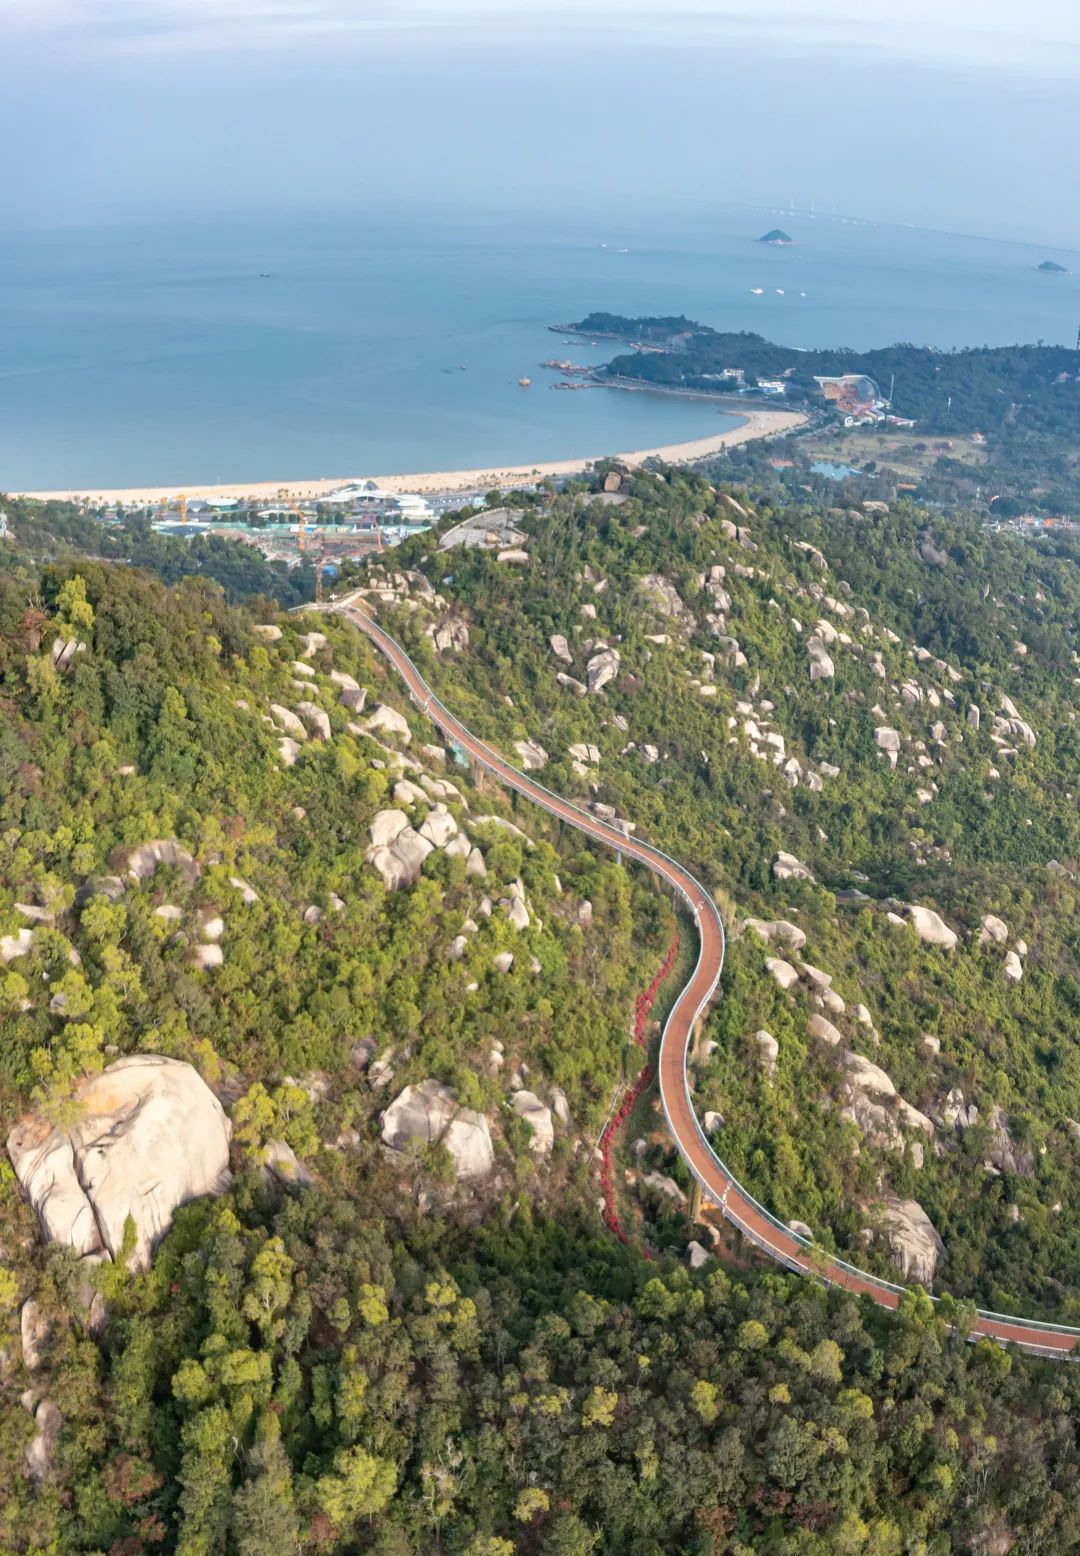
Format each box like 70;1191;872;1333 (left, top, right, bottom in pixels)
518;376;531;387
750;287;764;295
775;288;785;296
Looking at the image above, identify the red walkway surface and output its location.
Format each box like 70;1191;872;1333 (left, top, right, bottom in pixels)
598;931;679;1244
338;597;1080;1358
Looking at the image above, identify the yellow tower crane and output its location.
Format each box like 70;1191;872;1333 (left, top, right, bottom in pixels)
278;491;326;602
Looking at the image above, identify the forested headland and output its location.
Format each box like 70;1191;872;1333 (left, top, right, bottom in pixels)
567;311;1080;439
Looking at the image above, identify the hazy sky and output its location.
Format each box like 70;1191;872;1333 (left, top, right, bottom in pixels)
2;0;1079;243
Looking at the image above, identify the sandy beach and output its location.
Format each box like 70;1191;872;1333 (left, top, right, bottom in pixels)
14;406;805;506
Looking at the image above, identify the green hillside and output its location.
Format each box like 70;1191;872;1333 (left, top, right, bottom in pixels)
383;469;1080;1320
5;499;1080;1552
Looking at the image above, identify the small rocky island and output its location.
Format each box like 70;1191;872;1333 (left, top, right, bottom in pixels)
759;228;795;245
1037;259;1068;273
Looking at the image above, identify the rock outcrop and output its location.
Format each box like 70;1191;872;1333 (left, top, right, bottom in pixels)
124;839;200;885
978;914;1009;947
21;1299;50;1370
586;648;620;694
637;574;688;621
514;739;549;771
26;1399;62;1481
765;957;800;991
429;617;469;653
381;1079;494;1180
773;851;815;883
511;1091;554;1154
874;727;901;768
879;1197;944;1285
744;918;807;952
1;927;34;963
754;1030;778;1075
807;1013;842;1046
8;1057;232;1270
295;701;331;741
807;636;835;682
905;904;958;950
366;824;433;890
270;703;307;739
364;704;412;743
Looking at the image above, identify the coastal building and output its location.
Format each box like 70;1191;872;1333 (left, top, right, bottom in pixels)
318;481;434;526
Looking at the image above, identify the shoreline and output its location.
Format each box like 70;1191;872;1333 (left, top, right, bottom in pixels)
12;406;806;505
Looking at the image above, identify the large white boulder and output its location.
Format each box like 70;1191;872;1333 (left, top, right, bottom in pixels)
874;727;901;768
765;957;800;991
807;1013;843;1046
21;1299;50;1370
393;778;428;807
124;839;200;885
549;633;573;664
418;805;458;849
514;739;549;772
270;704;308;740
369;809;412;848
366;827;433;890
8;1057;231;1270
511;1091;554;1154
329;669;360;692
1004;950;1024;983
295;702;332;741
429;617;469;653
1;927;35;963
879;1197;945;1285
381;1079;494;1180
844;1052;895;1098
754;1030;778;1075
26;1399;62;1482
744;918;807;953
586;648;620;694
364;704;412;743
807;637;835;682
905;904;958;950
637;574;688;620
773;851;815;883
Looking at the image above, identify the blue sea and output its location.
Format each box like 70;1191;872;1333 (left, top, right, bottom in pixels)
0;207;1075;490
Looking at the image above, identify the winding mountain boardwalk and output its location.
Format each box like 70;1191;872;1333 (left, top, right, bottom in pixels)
336;597;1079;1358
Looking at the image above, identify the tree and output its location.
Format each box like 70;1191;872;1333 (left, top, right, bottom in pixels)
230;1433;298;1556
315;1446;396;1530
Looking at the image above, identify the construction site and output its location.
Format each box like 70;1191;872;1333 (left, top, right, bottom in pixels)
135;479;439;590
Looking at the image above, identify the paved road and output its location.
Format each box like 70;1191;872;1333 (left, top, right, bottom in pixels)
336;597;1079;1358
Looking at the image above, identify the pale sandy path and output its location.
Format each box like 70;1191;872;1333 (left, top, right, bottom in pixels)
13;407;805;505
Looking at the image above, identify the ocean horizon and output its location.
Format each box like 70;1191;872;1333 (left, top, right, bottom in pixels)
1;205;1075;491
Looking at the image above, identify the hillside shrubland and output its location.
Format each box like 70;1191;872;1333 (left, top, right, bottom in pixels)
4;488;1080;1552
380;469;1080;1318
